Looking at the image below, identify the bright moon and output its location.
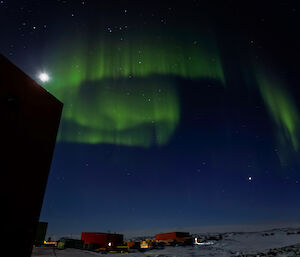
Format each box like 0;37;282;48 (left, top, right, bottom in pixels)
38;72;50;82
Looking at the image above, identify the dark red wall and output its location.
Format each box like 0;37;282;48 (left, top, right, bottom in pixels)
155;232;190;242
0;55;62;257
81;232;124;247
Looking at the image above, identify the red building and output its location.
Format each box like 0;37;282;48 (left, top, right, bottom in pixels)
0;54;62;257
81;232;123;248
155;232;191;243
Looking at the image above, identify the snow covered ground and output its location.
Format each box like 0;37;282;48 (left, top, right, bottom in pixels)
32;228;300;257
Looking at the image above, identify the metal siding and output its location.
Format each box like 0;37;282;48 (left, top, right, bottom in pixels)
0;54;63;257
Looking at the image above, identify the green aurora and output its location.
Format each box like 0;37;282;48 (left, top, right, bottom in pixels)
44;29;225;147
57;77;180;147
46;29;225;95
257;71;300;163
42;25;300;163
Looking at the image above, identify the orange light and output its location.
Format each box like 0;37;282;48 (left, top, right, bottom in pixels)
43;240;57;246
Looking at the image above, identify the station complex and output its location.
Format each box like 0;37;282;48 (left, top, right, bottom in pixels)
36;229;204;253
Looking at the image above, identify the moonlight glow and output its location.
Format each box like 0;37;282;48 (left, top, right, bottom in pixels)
38;72;50;83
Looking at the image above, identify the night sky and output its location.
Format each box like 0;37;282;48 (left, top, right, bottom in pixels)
2;0;300;238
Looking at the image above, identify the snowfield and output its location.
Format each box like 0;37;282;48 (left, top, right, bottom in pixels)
32;228;300;257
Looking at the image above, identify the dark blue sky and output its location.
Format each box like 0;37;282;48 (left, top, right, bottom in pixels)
1;0;300;238
41;81;300;237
